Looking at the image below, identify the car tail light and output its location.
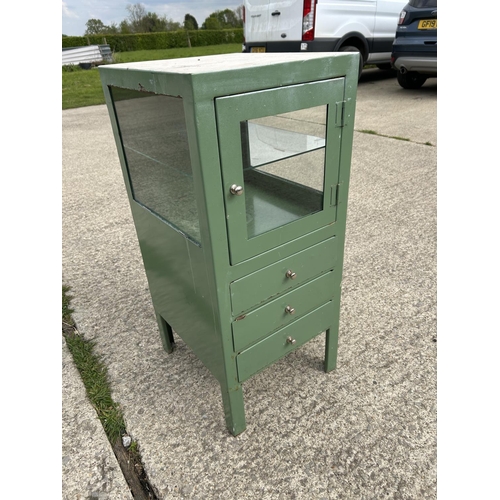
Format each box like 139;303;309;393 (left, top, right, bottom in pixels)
398;10;407;24
302;0;317;41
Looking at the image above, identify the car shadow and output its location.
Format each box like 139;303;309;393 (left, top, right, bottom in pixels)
359;67;437;91
359;67;398;83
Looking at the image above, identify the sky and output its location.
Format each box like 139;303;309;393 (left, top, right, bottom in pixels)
62;0;242;36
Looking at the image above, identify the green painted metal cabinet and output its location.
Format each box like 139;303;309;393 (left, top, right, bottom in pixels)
99;52;358;435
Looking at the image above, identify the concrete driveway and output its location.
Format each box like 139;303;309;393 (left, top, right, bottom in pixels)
62;68;437;499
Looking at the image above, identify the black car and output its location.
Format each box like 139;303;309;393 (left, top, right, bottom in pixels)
391;0;437;89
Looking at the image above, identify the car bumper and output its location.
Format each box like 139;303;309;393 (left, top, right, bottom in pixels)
392;56;437;75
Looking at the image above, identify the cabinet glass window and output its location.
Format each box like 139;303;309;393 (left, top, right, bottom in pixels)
110;87;200;245
240;105;327;239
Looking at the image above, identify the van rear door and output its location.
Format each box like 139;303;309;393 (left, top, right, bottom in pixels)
373;0;407;51
244;0;304;43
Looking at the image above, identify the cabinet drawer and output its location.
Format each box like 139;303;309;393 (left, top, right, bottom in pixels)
230;236;337;315
232;271;335;352
236;300;334;383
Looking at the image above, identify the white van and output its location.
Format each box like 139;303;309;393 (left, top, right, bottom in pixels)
243;0;407;72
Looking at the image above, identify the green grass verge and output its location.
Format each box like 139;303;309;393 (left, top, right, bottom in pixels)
112;43;242;63
62;286;126;443
62;43;242;110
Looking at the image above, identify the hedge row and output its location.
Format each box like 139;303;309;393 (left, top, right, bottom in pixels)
62;29;244;52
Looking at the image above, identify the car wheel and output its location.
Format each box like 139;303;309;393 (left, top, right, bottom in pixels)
396;71;427;89
339;45;364;78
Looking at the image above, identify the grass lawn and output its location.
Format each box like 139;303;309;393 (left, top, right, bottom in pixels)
62;43;242;110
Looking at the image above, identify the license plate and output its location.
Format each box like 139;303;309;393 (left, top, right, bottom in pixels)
250;47;266;53
418;19;437;29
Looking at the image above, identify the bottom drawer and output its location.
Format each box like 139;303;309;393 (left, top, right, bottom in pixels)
236;300;335;383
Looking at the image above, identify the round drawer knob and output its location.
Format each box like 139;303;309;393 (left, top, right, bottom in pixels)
285;270;297;280
286;336;296;345
230;184;244;195
285;305;295;315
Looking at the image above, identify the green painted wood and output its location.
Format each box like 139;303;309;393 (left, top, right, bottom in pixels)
230;236;337;315
232;270;336;352
236;301;335;383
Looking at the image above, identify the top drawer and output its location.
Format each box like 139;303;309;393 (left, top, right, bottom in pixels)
230;236;338;315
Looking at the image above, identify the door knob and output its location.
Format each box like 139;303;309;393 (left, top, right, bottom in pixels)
285;306;295;315
230;184;244;195
286;336;296;345
285;270;297;280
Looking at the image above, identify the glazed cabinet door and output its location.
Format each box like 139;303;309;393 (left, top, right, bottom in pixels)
215;78;345;264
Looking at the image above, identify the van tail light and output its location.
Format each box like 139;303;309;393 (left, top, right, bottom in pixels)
398;10;407;24
302;0;317;41
243;5;245;24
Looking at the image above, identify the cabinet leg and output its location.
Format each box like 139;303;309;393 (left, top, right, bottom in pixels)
324;327;339;373
220;382;246;436
156;313;175;354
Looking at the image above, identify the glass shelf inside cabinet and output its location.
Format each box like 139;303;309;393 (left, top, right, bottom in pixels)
240;105;328;239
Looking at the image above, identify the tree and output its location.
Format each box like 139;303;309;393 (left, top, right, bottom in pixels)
165;18;182;31
84;18;109;35
234;5;244;25
124;3;181;33
119;19;132;34
84;18;119;35
105;23;120;34
203;16;221;30
143;12;167;32
126;3;147;32
184;13;198;30
202;8;243;29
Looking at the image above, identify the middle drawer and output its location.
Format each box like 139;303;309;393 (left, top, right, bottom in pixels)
232;270;335;352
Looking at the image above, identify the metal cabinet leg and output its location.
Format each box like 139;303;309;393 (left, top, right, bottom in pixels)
156;313;175;354
325;294;341;372
324;327;339;373
220;382;246;436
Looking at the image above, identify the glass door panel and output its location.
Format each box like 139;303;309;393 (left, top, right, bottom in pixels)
240;105;327;238
215;78;345;264
110;87;200;244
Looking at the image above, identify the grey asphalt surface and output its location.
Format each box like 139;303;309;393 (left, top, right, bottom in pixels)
62;68;437;499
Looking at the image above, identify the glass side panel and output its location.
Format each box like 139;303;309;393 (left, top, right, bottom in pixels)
241;105;327;239
110;87;200;244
